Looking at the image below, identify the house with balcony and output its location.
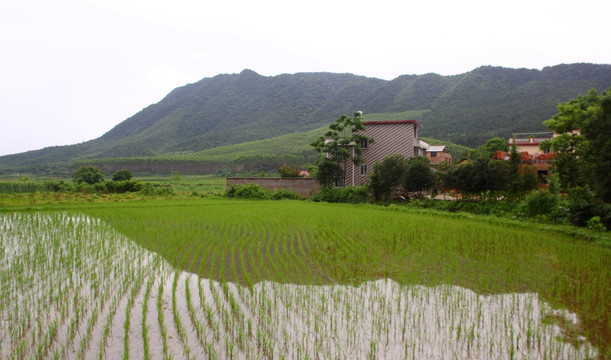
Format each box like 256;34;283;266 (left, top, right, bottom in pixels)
508;132;553;155
503;132;556;178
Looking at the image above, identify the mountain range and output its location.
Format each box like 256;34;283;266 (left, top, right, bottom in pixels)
1;63;610;174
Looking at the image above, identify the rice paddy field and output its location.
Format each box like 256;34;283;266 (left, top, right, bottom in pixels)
1;198;609;359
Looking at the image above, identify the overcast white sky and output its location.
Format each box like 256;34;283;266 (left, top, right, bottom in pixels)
1;0;609;156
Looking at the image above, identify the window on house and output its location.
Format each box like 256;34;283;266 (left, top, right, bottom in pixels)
334;177;345;188
361;139;368;149
430;152;437;157
360;164;367;175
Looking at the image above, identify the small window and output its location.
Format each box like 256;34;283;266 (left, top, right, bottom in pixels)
430;152;437;157
361;139;368;149
334;177;345;188
360;164;367;175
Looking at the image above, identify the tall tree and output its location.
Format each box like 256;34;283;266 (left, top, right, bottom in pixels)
403;156;435;196
506;143;522;195
472;137;509;161
311;112;374;187
541;88;611;200
581;89;611;201
112;169;133;181
72;166;105;185
369;154;407;201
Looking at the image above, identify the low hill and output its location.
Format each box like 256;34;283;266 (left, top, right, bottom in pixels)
69;116;472;176
1;63;609;174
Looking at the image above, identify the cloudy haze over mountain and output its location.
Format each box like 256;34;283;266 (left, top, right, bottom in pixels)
1;0;609;156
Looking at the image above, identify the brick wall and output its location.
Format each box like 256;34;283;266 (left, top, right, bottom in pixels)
226;177;321;197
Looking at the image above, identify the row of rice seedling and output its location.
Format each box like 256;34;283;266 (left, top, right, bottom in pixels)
84;199;609;354
1;198;609;358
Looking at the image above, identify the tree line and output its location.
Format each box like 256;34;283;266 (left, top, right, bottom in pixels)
309;88;611;230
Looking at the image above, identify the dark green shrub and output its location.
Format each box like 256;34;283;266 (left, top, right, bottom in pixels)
105;180;143;193
43;180;73;192
112;169;133;181
369;154;407;201
599;204;611;230
562;187;611;230
566;187;598;227
93;183;106;193
72;166;104;185
226;184;271;200
272;189;302;200
441;199;519;217
521;190;561;218
587;216;607;232
140;183;175;196
75;182;94;193
311;186;369;203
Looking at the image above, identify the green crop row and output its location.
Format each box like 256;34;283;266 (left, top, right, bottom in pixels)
82;198;611;354
1;199;609;358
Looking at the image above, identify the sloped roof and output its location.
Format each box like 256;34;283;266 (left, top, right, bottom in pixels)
426;145;446;152
362;120;421;125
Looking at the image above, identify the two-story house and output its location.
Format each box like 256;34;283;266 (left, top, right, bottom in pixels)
337;120;450;187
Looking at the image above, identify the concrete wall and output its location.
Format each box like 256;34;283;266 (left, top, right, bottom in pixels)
226;177;321;197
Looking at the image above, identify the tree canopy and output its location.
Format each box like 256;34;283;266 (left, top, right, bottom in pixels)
311;112;374;187
403;156;435;195
369;154;406;201
72;166;104;185
541;88;611;201
112;169;133;181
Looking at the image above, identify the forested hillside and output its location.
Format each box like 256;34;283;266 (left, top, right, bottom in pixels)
1;63;609;173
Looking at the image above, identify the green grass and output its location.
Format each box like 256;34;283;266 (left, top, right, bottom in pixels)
180;128;323;161
77;198;611;353
139;174;227;195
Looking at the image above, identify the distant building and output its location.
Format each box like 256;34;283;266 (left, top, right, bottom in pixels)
419;140;452;165
505;132;555;177
336;120;450;187
507;132;553;155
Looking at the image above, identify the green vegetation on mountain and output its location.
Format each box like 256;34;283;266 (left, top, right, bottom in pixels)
1;64;609;174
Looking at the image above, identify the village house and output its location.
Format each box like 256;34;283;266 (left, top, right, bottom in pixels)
504;132;555;177
337;120;451;187
418;140;453;165
507;132;553;155
489;129;582;183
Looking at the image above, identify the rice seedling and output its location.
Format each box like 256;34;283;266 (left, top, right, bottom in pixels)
1;198;609;358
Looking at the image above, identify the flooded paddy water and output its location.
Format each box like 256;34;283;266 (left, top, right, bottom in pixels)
0;212;600;359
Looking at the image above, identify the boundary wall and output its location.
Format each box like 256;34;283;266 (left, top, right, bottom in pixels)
226;177;320;197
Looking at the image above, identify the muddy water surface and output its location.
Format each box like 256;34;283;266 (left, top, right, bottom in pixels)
0;213;598;359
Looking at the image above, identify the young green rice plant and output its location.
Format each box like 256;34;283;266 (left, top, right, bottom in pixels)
2;199;609;358
141;260;158;360
156;275;169;359
171;270;192;359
